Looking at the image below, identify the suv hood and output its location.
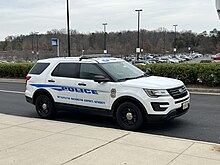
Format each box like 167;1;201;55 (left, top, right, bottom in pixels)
120;76;183;89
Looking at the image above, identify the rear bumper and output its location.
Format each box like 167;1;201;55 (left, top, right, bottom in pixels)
25;96;33;104
146;105;189;123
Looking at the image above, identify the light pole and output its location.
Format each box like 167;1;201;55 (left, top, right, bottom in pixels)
35;32;39;60
102;23;108;54
31;32;34;55
216;0;220;19
188;47;191;54
66;0;71;57
135;9;143;60
173;24;178;56
141;30;144;54
81;34;85;55
163;29;166;55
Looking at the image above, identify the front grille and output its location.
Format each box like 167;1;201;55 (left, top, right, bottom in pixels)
167;85;188;99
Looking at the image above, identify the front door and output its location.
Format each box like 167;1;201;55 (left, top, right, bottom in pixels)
75;63;111;110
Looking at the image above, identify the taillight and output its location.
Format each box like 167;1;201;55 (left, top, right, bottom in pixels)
26;76;31;85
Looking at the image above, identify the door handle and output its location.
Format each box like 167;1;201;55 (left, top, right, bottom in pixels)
48;79;55;82
78;83;86;86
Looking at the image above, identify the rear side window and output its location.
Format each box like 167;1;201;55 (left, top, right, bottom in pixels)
52;63;79;78
29;63;50;75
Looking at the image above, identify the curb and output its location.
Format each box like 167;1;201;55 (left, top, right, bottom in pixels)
189;91;220;96
187;87;220;94
0;78;25;84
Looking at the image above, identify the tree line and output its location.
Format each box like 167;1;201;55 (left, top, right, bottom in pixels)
0;28;219;61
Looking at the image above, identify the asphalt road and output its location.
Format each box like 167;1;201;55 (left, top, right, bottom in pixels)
0;82;220;144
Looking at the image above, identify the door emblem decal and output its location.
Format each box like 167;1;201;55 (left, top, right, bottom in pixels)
111;88;116;98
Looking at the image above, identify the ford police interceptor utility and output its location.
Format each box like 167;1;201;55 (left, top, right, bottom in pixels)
25;54;190;130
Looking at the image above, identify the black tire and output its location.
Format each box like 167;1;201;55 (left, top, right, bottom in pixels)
35;95;56;119
116;102;144;131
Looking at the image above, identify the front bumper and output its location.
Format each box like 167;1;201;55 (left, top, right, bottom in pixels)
146;105;189;123
139;90;190;122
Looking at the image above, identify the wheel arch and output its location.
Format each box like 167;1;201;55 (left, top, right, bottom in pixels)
33;89;54;105
111;96;148;119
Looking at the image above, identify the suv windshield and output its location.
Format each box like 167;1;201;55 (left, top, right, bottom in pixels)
100;61;145;81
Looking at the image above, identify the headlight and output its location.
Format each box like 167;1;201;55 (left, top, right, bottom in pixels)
144;89;170;97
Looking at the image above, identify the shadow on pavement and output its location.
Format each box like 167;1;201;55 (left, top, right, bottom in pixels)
2;109;188;135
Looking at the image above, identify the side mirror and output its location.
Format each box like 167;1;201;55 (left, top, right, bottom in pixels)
145;68;152;76
94;75;110;83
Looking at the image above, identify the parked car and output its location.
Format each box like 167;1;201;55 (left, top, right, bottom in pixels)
132;60;149;65
158;57;169;63
180;55;191;61
175;56;185;62
169;58;180;63
25;54;190;131
200;60;214;63
211;54;216;59
212;53;220;60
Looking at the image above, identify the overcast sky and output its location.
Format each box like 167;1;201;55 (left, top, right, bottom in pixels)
0;0;219;41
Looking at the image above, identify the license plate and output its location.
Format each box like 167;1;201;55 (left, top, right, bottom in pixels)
182;101;189;110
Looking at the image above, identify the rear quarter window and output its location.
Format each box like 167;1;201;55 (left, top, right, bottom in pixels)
29;63;50;75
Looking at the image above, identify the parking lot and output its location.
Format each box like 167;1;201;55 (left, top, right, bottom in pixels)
126;53;220;65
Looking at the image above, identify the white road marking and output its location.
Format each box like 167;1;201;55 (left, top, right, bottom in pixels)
190;92;220;96
0;89;24;94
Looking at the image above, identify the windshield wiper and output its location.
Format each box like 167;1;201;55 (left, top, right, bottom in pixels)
118;77;134;82
118;74;146;82
134;74;146;78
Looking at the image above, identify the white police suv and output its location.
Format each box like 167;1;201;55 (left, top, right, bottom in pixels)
25;54;190;130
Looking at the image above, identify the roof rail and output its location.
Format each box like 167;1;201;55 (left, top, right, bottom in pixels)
79;54;111;60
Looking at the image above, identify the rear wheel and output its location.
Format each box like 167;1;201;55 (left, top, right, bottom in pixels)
116;102;144;131
35;95;56;119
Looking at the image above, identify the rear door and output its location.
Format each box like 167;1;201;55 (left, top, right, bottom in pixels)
46;62;80;105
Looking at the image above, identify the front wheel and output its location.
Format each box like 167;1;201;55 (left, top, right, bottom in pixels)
35;95;56;119
116;102;144;131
